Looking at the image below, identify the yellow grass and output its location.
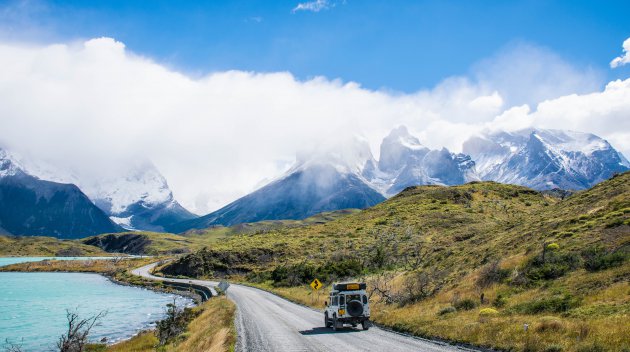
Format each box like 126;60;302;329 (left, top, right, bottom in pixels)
249;265;630;352
107;297;236;352
0;257;155;274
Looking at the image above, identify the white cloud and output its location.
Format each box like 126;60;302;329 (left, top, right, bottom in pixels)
0;37;626;215
610;37;630;68
292;0;330;13
472;42;603;107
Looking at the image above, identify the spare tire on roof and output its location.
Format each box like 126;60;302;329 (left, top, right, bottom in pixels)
347;300;364;317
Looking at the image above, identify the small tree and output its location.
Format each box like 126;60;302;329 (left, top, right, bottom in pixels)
57;310;106;352
155;299;197;345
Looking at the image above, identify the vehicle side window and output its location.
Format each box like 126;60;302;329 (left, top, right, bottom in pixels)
333;296;338;305
340;296;345;305
363;295;368;304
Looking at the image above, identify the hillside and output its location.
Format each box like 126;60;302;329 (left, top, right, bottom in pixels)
161;172;630;351
0;174;122;238
0;235;110;256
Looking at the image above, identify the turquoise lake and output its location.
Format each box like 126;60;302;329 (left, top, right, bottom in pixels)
0;268;189;351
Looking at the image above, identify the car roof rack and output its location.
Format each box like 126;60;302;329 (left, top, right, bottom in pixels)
332;282;366;291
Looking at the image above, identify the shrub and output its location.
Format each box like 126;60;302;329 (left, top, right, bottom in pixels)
454;298;477;311
479;308;498;316
374;218;388;225
546;243;560;251
581;247;627;272
271;258;364;286
438;306;457;316
535;317;565;333
511;294;581;314
493;293;508;308
476;261;511;287
155;300;200;345
522;250;581;283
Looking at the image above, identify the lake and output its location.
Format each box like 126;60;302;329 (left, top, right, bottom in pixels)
0;271;189;351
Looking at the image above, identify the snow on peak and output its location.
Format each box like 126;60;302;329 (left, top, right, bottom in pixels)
383;125;426;151
294;136;376;176
82;160;173;215
0;148;24;177
2;150;175;216
464;127;629;190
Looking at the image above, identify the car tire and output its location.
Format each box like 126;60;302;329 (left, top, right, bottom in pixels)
332;314;339;331
325;313;331;328
362;321;370;331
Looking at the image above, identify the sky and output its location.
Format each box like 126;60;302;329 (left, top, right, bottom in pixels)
0;0;629;214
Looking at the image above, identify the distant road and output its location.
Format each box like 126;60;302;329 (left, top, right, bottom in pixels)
132;263;479;352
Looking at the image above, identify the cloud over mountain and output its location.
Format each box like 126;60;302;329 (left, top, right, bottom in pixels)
0;37;627;214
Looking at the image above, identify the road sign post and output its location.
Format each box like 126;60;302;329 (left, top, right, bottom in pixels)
218;280;230;295
310;278;322;290
310;278;322;305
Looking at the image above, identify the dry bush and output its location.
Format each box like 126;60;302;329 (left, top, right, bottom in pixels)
57;310;106;352
535;317;565;333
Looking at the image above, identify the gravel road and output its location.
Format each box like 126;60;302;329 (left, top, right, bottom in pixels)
132;263;479;352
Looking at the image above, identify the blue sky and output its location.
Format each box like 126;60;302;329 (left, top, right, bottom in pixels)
1;0;629;212
2;0;629;92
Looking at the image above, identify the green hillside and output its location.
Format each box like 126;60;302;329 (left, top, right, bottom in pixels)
161;172;630;351
0;235;110;256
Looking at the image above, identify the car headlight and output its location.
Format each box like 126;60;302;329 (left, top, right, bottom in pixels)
338;309;345;315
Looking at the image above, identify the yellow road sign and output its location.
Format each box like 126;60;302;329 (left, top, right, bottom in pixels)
310;278;323;290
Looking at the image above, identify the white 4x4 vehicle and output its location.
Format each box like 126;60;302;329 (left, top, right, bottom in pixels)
324;282;371;331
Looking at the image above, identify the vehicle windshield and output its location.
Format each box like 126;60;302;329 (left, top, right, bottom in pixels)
346;294;361;302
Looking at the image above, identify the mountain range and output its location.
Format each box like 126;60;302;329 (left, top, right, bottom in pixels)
166;126;628;233
463;128;630;190
0;149;195;236
1;126;628;237
0;149;121;238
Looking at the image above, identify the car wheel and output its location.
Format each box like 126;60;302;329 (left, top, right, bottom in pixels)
325;313;331;328
332;314;338;331
362;321;370;331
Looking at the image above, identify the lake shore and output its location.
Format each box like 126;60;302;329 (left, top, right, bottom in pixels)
0;257;203;349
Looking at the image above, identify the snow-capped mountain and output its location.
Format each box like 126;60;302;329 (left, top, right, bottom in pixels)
168;138;386;232
463;128;630;190
0;148;122;238
369;126;479;196
3;149;196;232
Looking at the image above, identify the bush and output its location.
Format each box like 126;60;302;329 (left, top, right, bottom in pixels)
479;308;498;316
535;317;565;333
454;298;477;311
546;243;560;251
511;294;581;314
523;250;581;282
581;247;627;272
271;258;364;286
476;261;511;287
155;300;200;345
493;293;508;308
438;306;457;316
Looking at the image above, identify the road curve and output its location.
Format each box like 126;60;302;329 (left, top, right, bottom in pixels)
132;263;479;352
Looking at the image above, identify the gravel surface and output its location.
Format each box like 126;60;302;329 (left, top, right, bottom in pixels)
133;263;479;352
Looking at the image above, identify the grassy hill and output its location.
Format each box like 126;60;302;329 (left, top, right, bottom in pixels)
161;172;630;351
0;235;110;256
0;209;358;257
